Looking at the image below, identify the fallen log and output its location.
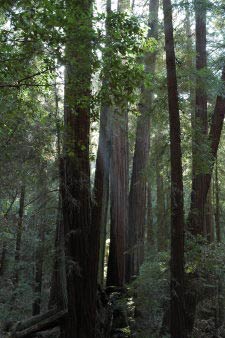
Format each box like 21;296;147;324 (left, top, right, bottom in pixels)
12;308;58;333
11;309;67;338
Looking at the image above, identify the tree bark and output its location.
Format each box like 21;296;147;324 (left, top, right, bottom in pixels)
48;83;67;313
106;0;130;287
12;309;67;338
156;156;167;251
126;0;159;282
62;1;96;337
32;223;45;316
147;180;154;246
92;0;112;288
14;184;26;286
163;0;186;336
187;65;225;229
107;107;128;287
189;0;208;236
0;193;17;277
214;158;221;242
205;187;214;242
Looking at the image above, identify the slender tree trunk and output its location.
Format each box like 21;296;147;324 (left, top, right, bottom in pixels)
156;157;166;251
107;111;128;287
49;188;67;312
163;0;186;337
214;158;221;242
0;194;17;277
32;220;45;316
147;180;154;246
189;0;207;236
126;0;159;282
92;104;111;287
205;187;214;242
63;1;96;337
92;0;112;287
32;164;49;316
49;83;67;313
185;3;195;180
185;64;225;336
107;0;130;287
14;184;26;286
0;242;6;277
186;65;225;227
214;160;224;330
184;1;208;334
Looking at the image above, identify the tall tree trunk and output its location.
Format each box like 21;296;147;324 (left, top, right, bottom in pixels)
49;83;67;313
32;219;45;316
107;110;128;286
106;0;130;287
185;3;195;179
214;157;224;330
0;193;17;277
187;65;225;226
62;1;96;337
205;187;214;242
32;165;49;316
156;156;166;251
92;0;112;287
163;0;186;337
147;180;154;246
189;0;207;236
185;64;225;336
14;184;26;286
0;243;6;277
126;0;159;282
49;187;67;312
214;158;221;242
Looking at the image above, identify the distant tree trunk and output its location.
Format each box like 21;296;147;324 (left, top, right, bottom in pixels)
92;0;112;287
49;193;67;312
14;184;26;286
214;159;221;242
214;159;224;330
156;157;166;251
32;220;45;316
189;0;207;236
163;0;186;337
118;0;130;11
187;65;225;229
185;3;195;178
0;194;17;277
107;110;128;286
32;165;48;316
92;102;111;288
126;0;159;282
147;180;154;246
205;187;214;242
107;0;130;287
49;83;67;313
0;242;6;277
62;1;97;337
185;62;225;336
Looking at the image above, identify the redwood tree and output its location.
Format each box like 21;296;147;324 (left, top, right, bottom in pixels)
92;0;112;287
127;0;159;281
14;184;26;287
106;0;130;287
163;0;186;336
62;1;97;337
189;0;208;236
